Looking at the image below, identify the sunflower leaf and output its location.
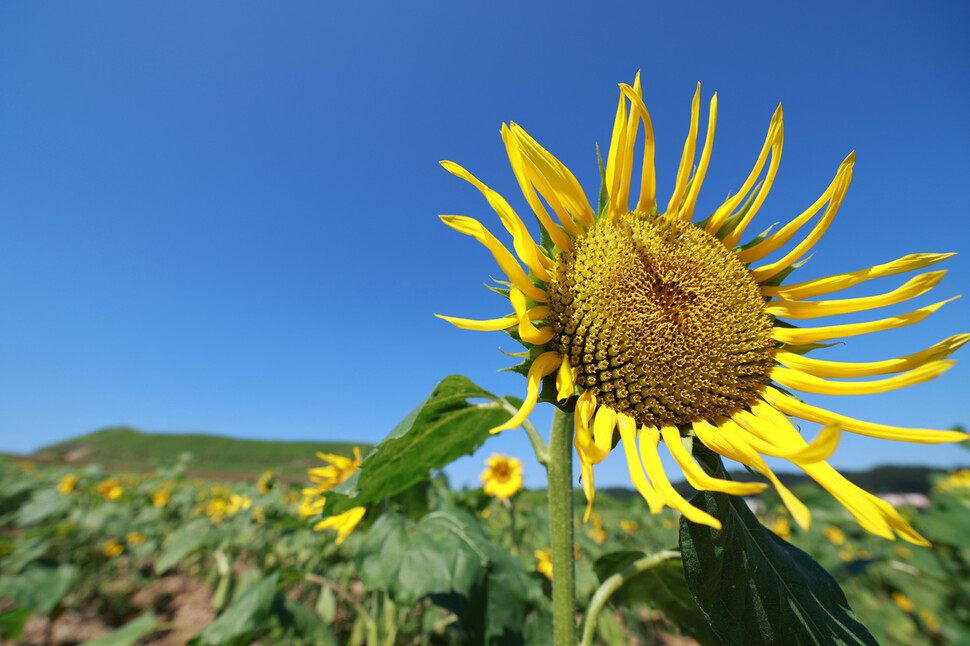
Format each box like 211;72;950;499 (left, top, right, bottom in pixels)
679;487;877;646
324;376;514;516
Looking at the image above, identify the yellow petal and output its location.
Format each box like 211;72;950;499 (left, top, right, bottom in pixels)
738;153;856;263
731;410;841;464
489;351;561;434
439;215;549;303
705;104;782;235
775;334;970;378
665;84;701;218
510;288;555;345
771;361;955;396
615;74;643;216
660;425;767;495
435;313;516;332
440;160;553;281
771;297;958;345
616;414;665;513
721;121;784;248
574;439;597;523
766;271;946;319
502;124;573;252
680;93;717;222
618;83;657;214
507;122;595;230
762;385;970;443
639;426;721;529
693;419;810;529
605;95;629;218
762;252;956;300
750;161;853;283
556;355;575;401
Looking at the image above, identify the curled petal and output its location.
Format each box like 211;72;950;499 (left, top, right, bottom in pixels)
488;352;561;434
775;334;970;378
771;361;955;396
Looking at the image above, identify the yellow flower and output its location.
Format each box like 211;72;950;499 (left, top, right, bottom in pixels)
96;478;123;501
103;539;124;557
313;506;366;544
587;511;608;544
226;493;252;514
252;505;264;523
919;608;941;634
257;470;275;495
823;525;846;546
439;73;967;545
892;592;915;613
57;474;78;495
18;461;34;473
298;494;327;518
126;532;146;545
934;467;970;493
619;519;639;534
306;447;362;493
151;490;170;507
480;453;524;501
769;517;792;541
535;548;553;579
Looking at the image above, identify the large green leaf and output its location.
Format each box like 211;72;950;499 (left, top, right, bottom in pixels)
592;550;718;644
679;490;877;646
154;519;208;574
354;509;540;645
16;488;71;525
0;563;78;615
78;613;159;646
189;571;279;646
326;376;513;515
0;608;31;640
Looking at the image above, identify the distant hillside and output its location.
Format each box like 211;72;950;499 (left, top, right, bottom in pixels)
29;426;368;479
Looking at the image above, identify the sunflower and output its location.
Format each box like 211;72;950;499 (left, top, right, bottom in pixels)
303;447;366;543
481;453;525;501
438;73;967;545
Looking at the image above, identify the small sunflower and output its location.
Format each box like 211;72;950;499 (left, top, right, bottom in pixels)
481;453;524;501
303;447;366;543
439;73;967;545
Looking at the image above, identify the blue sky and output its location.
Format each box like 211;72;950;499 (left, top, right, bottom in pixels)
1;2;968;490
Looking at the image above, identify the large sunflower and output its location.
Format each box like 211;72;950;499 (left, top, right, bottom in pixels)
438;74;967;545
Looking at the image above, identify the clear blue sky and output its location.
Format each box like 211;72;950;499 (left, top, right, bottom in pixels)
1;2;968;490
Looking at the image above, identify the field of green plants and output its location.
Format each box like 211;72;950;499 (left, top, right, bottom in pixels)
2;444;970;646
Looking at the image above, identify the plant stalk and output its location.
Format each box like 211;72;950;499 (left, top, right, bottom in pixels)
580;550;681;646
548;406;576;646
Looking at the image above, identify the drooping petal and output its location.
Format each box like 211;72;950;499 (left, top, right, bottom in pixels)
659;425;767;495
693;419;811;529
761;252;956;300
639;426;721;529
489;351;561;434
616;413;665;513
772;298;958;345
762;386;970;443
510;288;555;345
731;409;841;464
439;215;550;303
592;405;617;457
739;152;856;263
765;271;946;319
556;355;575;401
705;104;783;235
771;361;955;396
665;84;701;218
440;160;553;281
435;313;516;332
774;334;970;378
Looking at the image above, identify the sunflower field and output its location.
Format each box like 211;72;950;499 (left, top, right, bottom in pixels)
2;401;969;645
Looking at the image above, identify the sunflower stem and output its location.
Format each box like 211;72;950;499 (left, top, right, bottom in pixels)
579;550;681;646
548;406;576;646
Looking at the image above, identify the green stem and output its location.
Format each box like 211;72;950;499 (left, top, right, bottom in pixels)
548;407;576;646
579;550;681;646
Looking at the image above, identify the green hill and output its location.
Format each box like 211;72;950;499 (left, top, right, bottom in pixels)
29;426;368;479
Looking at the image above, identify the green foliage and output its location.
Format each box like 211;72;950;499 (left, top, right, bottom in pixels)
680;489;877;646
0;562;79;614
325;375;514;515
78;613;159;646
190;572;279;646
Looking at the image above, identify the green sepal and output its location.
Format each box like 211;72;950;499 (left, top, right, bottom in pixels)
535;215;558;257
596;142;608;220
736;222;778;253
714;182;760;241
484;283;511;299
778;341;842;356
758;254;813;288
